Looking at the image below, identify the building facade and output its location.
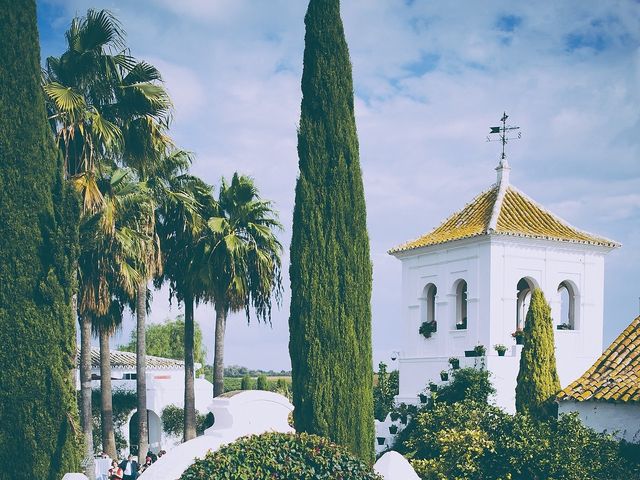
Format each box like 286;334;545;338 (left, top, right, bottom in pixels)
388;159;618;412
76;348;214;454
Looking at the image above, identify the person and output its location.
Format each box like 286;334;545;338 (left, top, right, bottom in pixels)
118;455;138;480
138;456;152;474
109;464;123;480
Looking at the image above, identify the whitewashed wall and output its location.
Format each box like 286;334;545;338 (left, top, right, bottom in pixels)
559;401;640;443
393;235;612;411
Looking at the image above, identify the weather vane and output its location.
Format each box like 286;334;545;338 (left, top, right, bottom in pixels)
486;112;521;160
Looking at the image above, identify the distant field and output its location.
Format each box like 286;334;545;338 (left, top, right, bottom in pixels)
223;376;292;391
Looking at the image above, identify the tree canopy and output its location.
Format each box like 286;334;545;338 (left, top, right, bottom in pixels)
119;315;207;367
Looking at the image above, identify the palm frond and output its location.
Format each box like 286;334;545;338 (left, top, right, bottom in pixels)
43;82;86;114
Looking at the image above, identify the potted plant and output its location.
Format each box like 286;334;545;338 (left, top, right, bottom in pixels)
419;321;437;339
389;424;398;434
557;323;572;330
448;357;460;369
429;382;438;392
511;328;524;345
494;344;507;356
456;317;467;330
418;392;428;404
440;370;449;381
465;344;486;357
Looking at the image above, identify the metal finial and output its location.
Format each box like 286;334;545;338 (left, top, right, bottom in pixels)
487;111;521;161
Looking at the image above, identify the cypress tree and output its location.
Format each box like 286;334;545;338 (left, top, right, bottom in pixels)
0;2;81;478
515;289;561;420
289;0;374;463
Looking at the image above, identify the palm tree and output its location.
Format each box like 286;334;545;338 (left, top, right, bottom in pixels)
44;9;173;460
77;168;151;458
203;174;283;397
156;152;217;440
94;299;125;458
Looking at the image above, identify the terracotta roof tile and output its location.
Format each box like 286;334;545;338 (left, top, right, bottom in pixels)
389;182;619;254
77;348;186;370
558;316;640;403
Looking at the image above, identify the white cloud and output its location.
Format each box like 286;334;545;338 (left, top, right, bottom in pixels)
41;0;640;368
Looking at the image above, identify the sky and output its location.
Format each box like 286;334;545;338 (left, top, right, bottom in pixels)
37;0;640;371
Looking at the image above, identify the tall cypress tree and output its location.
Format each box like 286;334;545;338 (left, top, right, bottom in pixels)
515;289;561;420
0;2;81;478
289;0;374;463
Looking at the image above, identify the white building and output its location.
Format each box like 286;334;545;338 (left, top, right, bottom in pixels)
77;348;213;454
388;158;619;412
558;315;640;442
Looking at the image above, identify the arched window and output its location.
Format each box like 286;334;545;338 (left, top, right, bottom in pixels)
516;278;534;330
557;281;577;329
455;280;467;329
421;284;437;325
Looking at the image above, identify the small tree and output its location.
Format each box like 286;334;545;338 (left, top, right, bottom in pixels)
374;362;398;421
516;289;561;420
241;375;253;390
256;375;269;391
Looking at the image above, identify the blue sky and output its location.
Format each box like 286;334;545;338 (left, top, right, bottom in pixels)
37;1;640;370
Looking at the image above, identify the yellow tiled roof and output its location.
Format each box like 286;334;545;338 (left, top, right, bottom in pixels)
558;316;640;403
389;183;619;253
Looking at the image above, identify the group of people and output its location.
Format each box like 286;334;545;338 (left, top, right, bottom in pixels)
103;450;166;480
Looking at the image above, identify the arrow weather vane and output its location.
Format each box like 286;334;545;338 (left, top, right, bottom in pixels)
486;112;521;160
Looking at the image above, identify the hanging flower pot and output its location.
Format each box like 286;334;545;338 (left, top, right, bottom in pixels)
419;393;428;403
448;357;460;369
429;382;438;392
389;424;398;434
377;437;386;446
440;371;449;381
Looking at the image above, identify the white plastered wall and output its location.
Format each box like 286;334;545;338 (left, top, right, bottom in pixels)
393;235;611;411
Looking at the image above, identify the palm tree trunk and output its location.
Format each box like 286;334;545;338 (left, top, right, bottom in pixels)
79;313;96;480
99;327;117;458
213;302;227;397
183;294;196;440
136;280;148;459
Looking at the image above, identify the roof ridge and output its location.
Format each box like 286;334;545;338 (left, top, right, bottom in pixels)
505;185;621;247
487;175;508;233
388;183;498;254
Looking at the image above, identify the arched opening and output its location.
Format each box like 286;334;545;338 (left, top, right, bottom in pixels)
516;278;535;330
557;281;577;330
454;280;467;329
420;283;437;325
129;409;163;455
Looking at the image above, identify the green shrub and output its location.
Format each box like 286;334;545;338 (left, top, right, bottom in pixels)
436;367;495;405
240;375;253;390
393;369;639;480
256;374;269;391
179;432;382;479
374;362;399;421
161;405;215;438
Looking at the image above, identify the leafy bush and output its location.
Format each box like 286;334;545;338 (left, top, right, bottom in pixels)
256;374;268;390
393;367;639;479
436;367;495;405
399;400;638;480
374;362;399;421
240;374;253;390
161;405;215;438
179;432;382;479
